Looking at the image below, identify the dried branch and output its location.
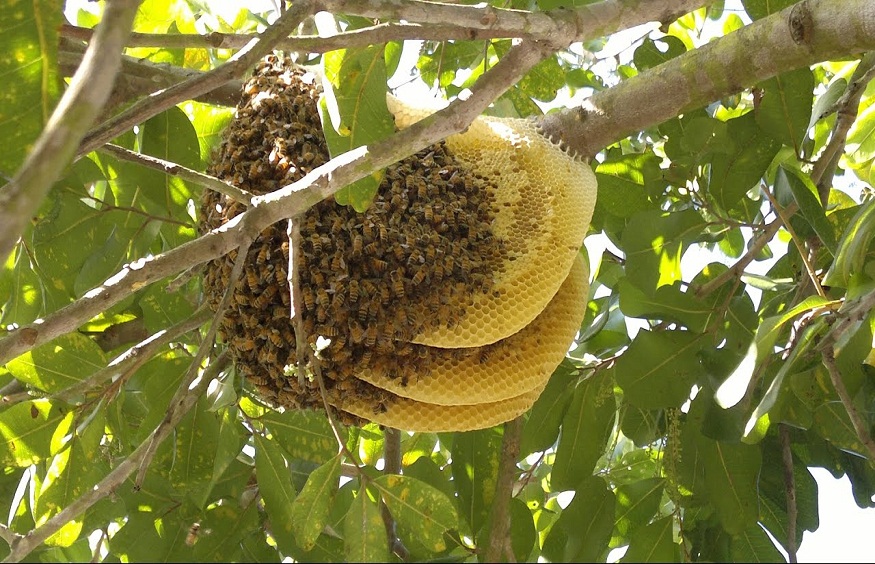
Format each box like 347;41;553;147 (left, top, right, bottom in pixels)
77;1;317;158
2;351;230;563
542;0;875;158
0;0;141;266
822;347;875;461
484;416;523;563
811;52;875;200
99;144;255;205
779;424;798;563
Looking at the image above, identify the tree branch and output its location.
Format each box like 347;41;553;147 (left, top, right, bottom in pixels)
2;351;230;563
380;428;408;560
99;144;255;205
542;0;875;158
77;0;318;158
484;416;523;563
0;0;141;265
822;346;875;461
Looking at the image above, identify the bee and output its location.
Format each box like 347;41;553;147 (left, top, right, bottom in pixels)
360;349;373;366
319;324;339;337
390;193;403;209
267;330;283;347
352;234;363;255
236;338;256;351
349;320;365;343
407;249;423;266
331;216;344;234
275;266;287;285
302;287;316;310
394;307;408;328
391;243;405;261
380;285;391;305
331;254;346;271
364;242;379;256
418;180;428;200
316;288;330;308
423;204;433;222
304;214;318;233
348;279;360;303
378;223;388;242
478;349;491;364
391;270;405;297
411;268;427;286
317;305;328;323
281;241;290;262
186;523;202;547
460;256;473;275
370;258;388;273
364;325;378;348
425;245;436;261
310;233;323;254
280;287;291;306
363;222;374;240
331;290;347;309
246;270;260;291
256;246;270;265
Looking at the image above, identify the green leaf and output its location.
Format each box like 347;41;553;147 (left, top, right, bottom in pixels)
622;209;707;292
741;0;797;20
0;0;63;177
542;476;615;562
755;68;814;152
290;454;342;550
520;360;578;457
373;474;458;553
699;436;762;534
823;198;875;287
7;331;107;393
614;478;665;539
552;369;616;491
614;330;705;409
0;400;73;466
451;426;502;535
34;412;106;547
633;36;686;71
708;112;782;211
321;45;395;212
262;410;341;464
167;397;221;507
140;281;197;333
193;501;261;562
254;433;298;556
344;487;389;562
775;166;836;252
621;516;679;562
1;244;44;326
618;279;716;332
729;523;785;562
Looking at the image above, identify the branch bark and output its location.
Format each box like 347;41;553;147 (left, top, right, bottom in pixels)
0;0;141;265
484;416;523;563
541;0;875;158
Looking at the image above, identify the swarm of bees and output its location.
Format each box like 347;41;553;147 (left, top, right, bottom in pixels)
199;55;509;421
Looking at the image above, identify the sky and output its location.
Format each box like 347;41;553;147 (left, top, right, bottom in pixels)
64;0;875;560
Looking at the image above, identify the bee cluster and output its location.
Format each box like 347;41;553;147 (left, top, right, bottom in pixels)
200;55;507;420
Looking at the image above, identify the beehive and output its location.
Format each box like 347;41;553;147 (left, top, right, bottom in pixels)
199;55;595;431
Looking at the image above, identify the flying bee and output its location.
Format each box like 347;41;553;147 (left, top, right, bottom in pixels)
185;523;202;547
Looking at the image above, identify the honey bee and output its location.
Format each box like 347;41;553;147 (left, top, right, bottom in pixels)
378;223;388;241
331;290;346;309
302;287;316;310
364;242;379;256
237;338;256;351
256;246;270;265
411;268;427;286
425;245;436;261
364;325;378;347
349;320;365;343
267;330;283;347
310;233;323;254
391;271;405;297
417;180;428;200
331;255;346;271
246;270;260;291
186;523;202;547
352;234;363;255
348;279;360;303
317;306;328;323
316;288;330;308
331;216;344;234
319;324;339;337
360;349;373;366
380;285;390;305
478;350;491;364
423;204;433;222
370;258;388;273
363;222;374;239
392;243;405;261
281;241;290;262
407;248;423;266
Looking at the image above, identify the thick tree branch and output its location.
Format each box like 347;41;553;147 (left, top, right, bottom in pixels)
2;352;230;563
484;416;523;563
542;0;875;158
77;1;317;158
0;0;141;265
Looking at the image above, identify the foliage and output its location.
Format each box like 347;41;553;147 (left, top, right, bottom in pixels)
0;0;874;562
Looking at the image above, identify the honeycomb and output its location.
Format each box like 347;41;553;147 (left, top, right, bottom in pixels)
387;96;597;348
356;255;588;405
200;55;596;431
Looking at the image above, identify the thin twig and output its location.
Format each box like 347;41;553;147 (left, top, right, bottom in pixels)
380;428;409;560
483;416;523;563
822;348;875;461
779;424;798;563
0;524;22;547
0;0;141;267
51;308;212;405
134;239;251;488
99;144;255;205
759;184;825;298
77;1;317;158
2;351;229;563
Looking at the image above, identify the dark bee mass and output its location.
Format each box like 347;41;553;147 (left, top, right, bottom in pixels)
199;54;504;421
